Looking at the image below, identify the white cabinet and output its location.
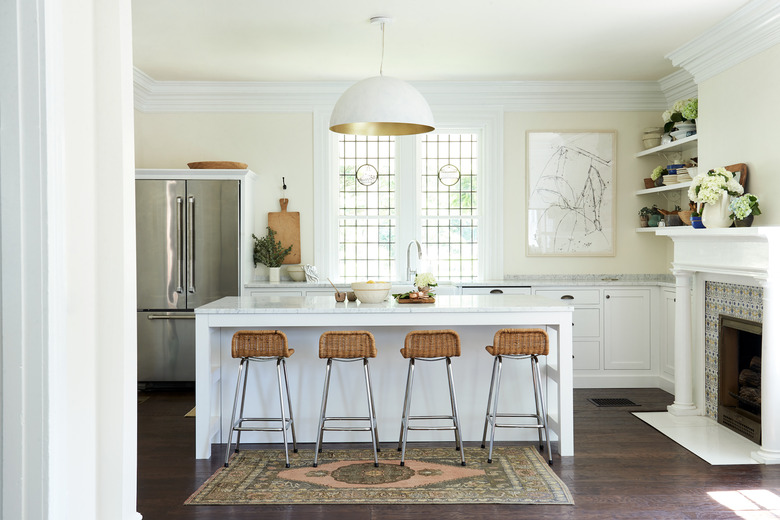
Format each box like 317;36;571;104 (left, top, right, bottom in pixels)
603;288;651;370
461;286;531;295
534;288;601;370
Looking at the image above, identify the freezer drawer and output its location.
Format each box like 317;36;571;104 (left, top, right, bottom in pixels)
137;311;196;382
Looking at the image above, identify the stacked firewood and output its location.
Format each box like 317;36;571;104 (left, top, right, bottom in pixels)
738;356;762;405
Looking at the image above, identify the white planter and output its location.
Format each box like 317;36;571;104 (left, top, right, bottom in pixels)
269;267;281;282
701;194;732;229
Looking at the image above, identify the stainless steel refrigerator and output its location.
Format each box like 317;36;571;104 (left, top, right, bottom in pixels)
136;179;240;383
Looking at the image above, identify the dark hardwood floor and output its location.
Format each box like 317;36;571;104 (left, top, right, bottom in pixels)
138;388;780;519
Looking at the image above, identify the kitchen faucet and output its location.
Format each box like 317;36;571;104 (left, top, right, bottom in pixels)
406;240;422;283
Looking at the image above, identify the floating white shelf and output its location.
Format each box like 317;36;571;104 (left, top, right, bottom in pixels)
635;134;698;157
635;181;692;196
636;227;658;233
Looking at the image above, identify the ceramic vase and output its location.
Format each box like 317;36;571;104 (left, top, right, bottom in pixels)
269;266;281;282
701;194;732;229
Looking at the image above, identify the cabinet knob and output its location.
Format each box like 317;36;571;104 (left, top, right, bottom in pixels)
606;294;611;299
489;289;504;294
560;295;574;300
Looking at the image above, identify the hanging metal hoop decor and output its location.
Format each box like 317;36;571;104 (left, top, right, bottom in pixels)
356;163;379;186
437;164;461;186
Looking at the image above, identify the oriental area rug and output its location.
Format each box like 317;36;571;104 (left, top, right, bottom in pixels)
185;446;573;506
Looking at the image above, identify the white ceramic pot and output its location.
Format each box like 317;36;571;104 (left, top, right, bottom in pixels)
701;194;733;229
269;266;281;282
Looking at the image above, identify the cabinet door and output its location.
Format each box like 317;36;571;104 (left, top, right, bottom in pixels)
604;289;651;370
661;289;676;376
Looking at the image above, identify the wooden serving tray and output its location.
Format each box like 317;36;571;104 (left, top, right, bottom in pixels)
396;297;435;304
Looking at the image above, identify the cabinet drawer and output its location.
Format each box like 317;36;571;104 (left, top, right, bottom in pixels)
574;308;600;337
573;340;600;370
461;286;531;295
248;289;303;297
535;289;600;305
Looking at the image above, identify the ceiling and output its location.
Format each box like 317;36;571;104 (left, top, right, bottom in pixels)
132;0;750;83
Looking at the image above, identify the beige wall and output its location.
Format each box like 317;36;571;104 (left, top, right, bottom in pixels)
135;108;676;277
503;111;672;275
698;43;780;226
134;111;316;265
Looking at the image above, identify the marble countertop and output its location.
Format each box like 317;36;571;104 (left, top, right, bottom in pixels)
196;294;574;314
244;274;675;289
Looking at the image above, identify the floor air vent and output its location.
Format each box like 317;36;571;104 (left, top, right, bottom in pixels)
587;398;639;407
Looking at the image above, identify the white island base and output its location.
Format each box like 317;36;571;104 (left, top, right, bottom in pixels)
194;294;574;460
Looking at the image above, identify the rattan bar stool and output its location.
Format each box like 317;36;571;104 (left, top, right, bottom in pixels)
225;330;297;468
481;328;552;465
397;329;465;466
313;330;380;468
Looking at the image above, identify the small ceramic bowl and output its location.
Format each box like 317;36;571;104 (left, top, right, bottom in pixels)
347;291;357;302
334;292;346;302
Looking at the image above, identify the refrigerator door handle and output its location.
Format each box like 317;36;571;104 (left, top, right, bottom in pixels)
147;314;196;320
175;196;184;294
187;195;196;293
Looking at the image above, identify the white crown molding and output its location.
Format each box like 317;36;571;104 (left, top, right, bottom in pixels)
658;69;698;106
133;67;669;113
666;0;780;83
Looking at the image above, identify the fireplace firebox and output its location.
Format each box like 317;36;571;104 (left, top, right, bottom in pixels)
718;315;762;443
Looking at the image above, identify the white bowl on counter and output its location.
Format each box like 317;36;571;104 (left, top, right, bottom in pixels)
350;281;392;303
286;265;306;282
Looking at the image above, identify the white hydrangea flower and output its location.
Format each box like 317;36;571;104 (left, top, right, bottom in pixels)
662;110;673;123
414;272;437;288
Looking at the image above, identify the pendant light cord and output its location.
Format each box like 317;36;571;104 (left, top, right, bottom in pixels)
379;22;385;76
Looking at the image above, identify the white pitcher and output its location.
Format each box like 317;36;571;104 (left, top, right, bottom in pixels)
701;193;732;229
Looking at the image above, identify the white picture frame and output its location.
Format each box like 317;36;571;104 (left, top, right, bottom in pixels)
526;131;616;256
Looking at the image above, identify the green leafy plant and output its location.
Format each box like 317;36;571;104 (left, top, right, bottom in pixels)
638;205;662;218
662;97;698;133
252;227;292;268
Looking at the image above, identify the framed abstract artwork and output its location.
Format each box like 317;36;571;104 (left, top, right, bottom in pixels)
526;131;616;256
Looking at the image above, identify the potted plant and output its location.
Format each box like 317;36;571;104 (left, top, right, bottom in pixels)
639;205;662;227
651;166;667;187
729;193;761;227
688;167;744;228
662;97;698;133
253;227;293;282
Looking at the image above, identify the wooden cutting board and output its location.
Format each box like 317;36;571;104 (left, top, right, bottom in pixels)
268;198;300;264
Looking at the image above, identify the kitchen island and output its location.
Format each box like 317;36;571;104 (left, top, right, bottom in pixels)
194;294;574;459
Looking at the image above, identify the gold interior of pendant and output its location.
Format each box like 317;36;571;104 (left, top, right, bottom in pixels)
330;121;435;136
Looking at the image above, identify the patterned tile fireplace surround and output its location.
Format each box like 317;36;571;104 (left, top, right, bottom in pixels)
657;227;780;464
703;281;763;419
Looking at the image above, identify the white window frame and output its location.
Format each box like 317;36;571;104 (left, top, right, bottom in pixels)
314;107;503;282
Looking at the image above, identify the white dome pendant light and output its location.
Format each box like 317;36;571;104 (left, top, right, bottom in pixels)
329;17;435;136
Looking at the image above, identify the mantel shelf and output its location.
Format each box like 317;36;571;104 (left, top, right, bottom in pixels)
635;134;698;158
636;181;692;196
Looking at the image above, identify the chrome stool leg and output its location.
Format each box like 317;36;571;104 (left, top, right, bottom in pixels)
487;355;504;464
363;358;379;467
366;360;380;453
446;357;466;466
481;355;500;449
275;359;291;468
397;359;414;451
281;358;298;454
225;358;247;467
399;359;416;466
313;358;333;467
532;355;553;464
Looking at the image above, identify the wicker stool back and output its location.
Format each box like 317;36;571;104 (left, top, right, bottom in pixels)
319;330;377;359
400;329;460;358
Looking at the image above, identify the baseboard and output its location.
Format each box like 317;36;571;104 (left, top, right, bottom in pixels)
574;373;668;389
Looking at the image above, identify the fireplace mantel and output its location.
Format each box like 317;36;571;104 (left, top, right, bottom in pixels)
656;226;780;464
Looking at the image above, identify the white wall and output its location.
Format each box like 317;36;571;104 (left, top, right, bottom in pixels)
697;43;780;226
135;109;673;278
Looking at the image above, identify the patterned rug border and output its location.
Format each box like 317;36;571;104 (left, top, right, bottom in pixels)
185;446;573;506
